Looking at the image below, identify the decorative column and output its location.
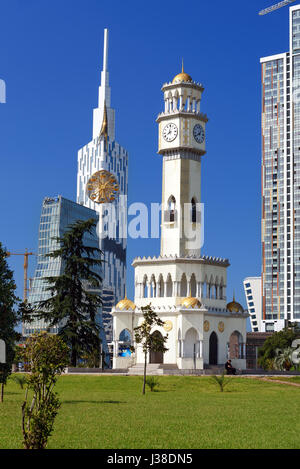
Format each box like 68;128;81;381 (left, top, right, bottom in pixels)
187;280;191;297
177;340;181;358
199;340;203;358
151;281;156;298
181;340;185;358
164;281;168;297
147;281;151;298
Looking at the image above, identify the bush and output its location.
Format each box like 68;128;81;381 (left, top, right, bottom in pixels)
19;332;69;449
258;328;299;370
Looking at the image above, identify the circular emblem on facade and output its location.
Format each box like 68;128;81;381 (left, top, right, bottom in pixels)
86;170;119;204
203;320;210;332
163;320;173;332
218;321;225;333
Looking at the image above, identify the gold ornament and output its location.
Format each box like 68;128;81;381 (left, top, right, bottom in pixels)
163;320;173;332
218;321;225;333
86;170;119;204
203;320;210;332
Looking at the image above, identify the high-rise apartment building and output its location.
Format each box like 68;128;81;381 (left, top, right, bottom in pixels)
77;29;128;342
24;196;107;353
243;277;262;332
261;4;300;331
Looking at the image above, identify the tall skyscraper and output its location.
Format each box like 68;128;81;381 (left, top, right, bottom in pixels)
261;4;300;332
25;196;107;354
77;29;128;342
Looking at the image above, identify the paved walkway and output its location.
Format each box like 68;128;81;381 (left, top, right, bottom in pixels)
255;377;300;387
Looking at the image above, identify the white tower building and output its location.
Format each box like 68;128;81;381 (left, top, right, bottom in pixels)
111;66;247;372
77;29;128;342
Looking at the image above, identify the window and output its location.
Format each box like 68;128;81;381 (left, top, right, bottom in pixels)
191;198;197;223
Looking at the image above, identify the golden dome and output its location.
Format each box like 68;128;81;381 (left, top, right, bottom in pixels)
181;294;201;309
227;294;244;313
116;293;136;311
172;61;193;84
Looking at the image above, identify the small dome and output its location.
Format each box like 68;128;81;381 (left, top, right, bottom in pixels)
181;295;201;309
116;294;136;311
227;295;244;313
172;61;193;84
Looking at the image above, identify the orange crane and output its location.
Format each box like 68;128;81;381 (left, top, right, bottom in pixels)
5;249;35;302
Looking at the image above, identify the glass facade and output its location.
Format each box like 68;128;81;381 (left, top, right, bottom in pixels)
261;6;300;325
24;196;107;352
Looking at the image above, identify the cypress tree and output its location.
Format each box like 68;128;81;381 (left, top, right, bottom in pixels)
0;242;22;402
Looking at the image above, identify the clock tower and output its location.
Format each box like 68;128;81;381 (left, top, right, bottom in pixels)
111;65;247;373
156;64;208;258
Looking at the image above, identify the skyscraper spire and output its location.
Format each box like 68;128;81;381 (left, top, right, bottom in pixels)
98;28;111;109
93;28;114;141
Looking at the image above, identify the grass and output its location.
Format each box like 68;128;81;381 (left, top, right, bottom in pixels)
0;375;300;449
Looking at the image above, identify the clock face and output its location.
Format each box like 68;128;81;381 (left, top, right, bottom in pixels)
193;124;205;144
163;123;178;142
86;170;119;204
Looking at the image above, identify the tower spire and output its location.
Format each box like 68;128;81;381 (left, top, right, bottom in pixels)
98;28;111;108
103;28;108;73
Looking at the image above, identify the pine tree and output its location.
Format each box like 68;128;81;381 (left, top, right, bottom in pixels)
34;219;103;366
0;242;22;402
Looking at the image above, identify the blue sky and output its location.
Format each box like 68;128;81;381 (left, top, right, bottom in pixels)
0;0;295;314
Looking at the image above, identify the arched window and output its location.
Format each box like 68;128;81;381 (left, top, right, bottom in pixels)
180;274;187;297
119;329;131;344
158;275;164;297
166;274;173;297
143;276;148;298
229;331;244;359
191;198;197;223
150;275;156;298
190;274;196;297
184;328;199;358
166;195;176;222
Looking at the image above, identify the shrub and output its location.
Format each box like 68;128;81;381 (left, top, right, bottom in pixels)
19;332;69;449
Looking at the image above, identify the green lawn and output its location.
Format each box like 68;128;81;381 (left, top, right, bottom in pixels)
0;375;299;449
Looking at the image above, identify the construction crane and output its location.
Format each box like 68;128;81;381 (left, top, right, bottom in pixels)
5;249;35;302
259;0;296;15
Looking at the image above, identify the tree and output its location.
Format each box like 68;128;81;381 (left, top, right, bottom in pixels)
20;332;69;449
258;328;299;370
34;219;103;366
133;305;168;395
0;242;22;402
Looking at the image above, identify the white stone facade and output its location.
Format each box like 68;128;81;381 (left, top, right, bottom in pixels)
111;68;247;371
